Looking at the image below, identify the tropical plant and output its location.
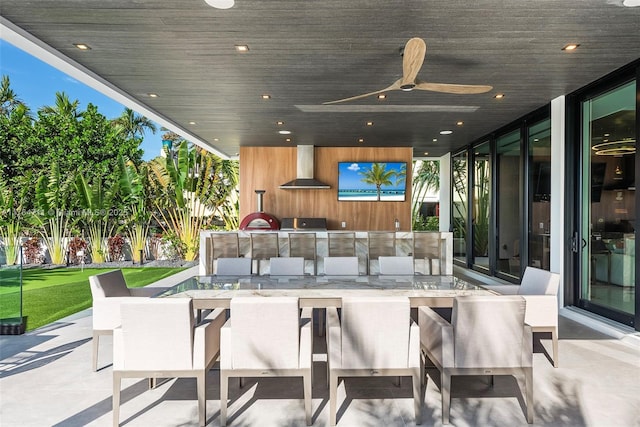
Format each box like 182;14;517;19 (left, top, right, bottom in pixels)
67;237;88;265
21;237;44;264
107;234;126;262
118;155;150;263
0;181;21;265
32;163;71;265
112;108;157;139
0;75;24;116
74;173;116;264
358;162;396;201
148;140;236;260
473;158;491;257
411;160;440;230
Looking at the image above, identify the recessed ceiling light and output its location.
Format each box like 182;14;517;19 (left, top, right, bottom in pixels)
188;121;196;125
377;94;386;100
561;43;580;51
285;138;292;142
276;121;284;126
235;44;249;52
494;93;505;99
366;121;373;126
456;121;464;126
261;94;271;99
148;93;158;98
432;138;437;142
73;43;91;50
604;133;610;137
214;138;220;142
440;130;453;135
623;0;640;6
358;138;364;143
205;0;235;9
424;152;429;156
278;130;291;135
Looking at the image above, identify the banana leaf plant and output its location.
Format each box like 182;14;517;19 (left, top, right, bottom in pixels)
0;181;21;265
74;174;115;263
118;155;150;263
32;163;71;265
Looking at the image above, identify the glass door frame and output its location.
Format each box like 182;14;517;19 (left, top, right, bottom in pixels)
566;62;639;330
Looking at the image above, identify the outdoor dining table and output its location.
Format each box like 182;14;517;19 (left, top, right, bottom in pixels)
155;274;495;310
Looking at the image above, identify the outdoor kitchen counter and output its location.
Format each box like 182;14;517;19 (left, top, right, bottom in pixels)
199;231;453;276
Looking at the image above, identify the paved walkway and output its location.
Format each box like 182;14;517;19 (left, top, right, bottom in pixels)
1;269;639;426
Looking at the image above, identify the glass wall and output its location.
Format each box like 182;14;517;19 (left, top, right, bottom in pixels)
472;142;491;270
579;80;636;324
452;151;468;264
528;119;552;271
496;130;522;278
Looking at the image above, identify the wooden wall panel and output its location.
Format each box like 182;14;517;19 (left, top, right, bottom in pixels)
240;146;413;231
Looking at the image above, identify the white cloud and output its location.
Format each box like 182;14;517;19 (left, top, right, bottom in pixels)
347;163;360;171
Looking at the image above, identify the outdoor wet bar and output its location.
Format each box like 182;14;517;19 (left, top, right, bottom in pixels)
199;231;453;276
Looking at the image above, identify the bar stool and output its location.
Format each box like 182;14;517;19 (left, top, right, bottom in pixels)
328;232;356;256
367;231;396;274
288;233;317;275
413;232;442;275
250;232;279;275
207;232;240;274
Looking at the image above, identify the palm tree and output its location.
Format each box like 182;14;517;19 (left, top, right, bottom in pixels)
39;92;82;119
412;160;440;228
74;174;115;263
112;108;157;139
359;162;396;201
0;75;25;116
118;155;150;263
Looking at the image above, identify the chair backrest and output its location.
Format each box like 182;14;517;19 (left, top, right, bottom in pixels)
328;232;356;256
368;232;396;258
119;298;195;371
288;233;317;259
451;295;528;368
378;256;414;275
216;257;252;275
208;233;240;258
413;232;442;259
89;270;130;298
341;297;410;369
229;297;300;369
519;266;560;295
270;257;305;275
324;256;359;275
250;233;279;259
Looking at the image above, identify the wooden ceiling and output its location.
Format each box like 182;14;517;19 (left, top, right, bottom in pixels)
1;0;639;158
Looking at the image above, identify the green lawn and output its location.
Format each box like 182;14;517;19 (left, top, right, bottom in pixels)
0;267;186;331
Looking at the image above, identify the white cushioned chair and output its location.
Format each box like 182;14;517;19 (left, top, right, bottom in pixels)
220;297;313;426
89;269;168;371
216;257;253;275
269;256;305;275
112;298;225;427
490;266;560;367
419;295;533;424
323;256;359;275
327;297;421;425
378;256;415;275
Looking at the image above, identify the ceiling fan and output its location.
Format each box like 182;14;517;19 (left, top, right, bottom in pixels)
324;37;493;104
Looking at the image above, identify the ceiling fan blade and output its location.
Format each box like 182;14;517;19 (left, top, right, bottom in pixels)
323;79;401;105
414;81;493;94
401;37;427;87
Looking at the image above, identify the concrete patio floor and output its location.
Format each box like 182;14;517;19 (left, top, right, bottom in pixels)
1;268;639;427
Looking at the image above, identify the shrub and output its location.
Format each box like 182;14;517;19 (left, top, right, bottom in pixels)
68;237;88;265
107;234;126;262
22;237;44;264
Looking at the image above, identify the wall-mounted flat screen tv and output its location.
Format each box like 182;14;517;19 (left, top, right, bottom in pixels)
338;162;407;201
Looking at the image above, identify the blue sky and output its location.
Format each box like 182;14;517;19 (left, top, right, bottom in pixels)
0;40;163;161
338;162;406;190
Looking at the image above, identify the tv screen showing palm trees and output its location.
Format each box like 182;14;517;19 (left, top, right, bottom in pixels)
338;162;407;201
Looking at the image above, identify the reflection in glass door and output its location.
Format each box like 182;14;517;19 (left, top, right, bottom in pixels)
528;119;551;271
580;80;636;326
496;130;522;278
472;142;491;270
452;152;468;264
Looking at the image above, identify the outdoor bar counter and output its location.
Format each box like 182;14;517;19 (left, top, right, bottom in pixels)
199;231;453;276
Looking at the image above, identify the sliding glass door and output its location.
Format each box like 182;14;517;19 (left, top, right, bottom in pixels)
472;142;491;271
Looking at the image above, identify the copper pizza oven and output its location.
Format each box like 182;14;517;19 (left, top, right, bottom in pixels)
239;190;280;230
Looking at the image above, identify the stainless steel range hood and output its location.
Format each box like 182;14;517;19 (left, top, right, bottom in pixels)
279;145;330;189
